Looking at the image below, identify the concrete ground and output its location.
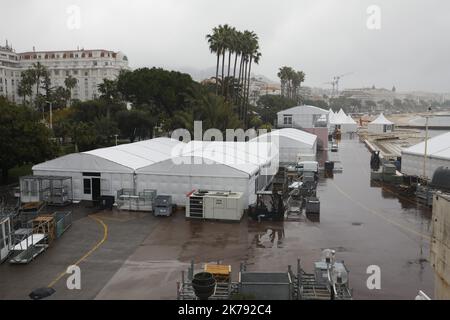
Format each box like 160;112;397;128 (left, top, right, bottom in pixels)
0;137;434;300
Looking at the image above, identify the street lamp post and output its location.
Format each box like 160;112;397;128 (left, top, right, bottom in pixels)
422;107;432;182
46;101;53;129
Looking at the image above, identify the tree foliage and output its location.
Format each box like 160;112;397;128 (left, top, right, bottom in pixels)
0;97;57;181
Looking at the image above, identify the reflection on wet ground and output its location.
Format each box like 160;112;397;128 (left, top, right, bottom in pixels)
96;135;434;300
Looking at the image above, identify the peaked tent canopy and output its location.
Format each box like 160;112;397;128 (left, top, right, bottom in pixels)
370;113;394;125
368;113;395;133
329;109;358;133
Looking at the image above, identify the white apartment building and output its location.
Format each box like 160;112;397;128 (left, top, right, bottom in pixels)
0;43;21;102
0;41;129;103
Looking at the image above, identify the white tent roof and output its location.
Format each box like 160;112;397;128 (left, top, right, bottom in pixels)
402;132;450;161
33;137;183;173
251;128;317;147
84;137;181;170
32;153;136;173
328;109;336;123
331;109;353;124
277;105;328;115
346;115;357;124
137;141;276;177
370;113;394;125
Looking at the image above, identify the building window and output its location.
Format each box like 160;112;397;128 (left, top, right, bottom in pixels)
84;71;88;76
283;115;293;125
83;179;91;194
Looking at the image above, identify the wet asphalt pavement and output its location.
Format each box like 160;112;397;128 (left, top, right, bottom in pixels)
0;137;434;300
96;136;433;300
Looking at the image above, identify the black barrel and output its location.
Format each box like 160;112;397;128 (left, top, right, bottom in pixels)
99;195;115;210
325;161;335;171
191;272;216;300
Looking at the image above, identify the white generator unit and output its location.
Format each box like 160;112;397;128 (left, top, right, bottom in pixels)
186;190;245;221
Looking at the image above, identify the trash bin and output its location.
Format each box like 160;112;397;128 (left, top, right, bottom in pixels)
99;196;115;210
325;161;335;171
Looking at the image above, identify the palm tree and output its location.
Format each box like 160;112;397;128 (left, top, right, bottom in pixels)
231;30;243;101
64;75;78;107
219;24;234;96
28;62;49;109
98;78;119;119
206;27;222;95
17;71;33;106
244;34;261;127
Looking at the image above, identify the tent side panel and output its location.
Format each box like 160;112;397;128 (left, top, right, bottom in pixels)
401;153;450;179
136;174;250;206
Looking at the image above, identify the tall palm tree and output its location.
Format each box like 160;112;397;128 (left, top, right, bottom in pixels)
206;27;222;95
219;24;234;96
29;62;49;109
64;75;78;107
244;34;261;127
231;30;243;101
17;71;33;106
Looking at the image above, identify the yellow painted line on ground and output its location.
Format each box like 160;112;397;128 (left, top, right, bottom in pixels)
330;180;430;241
47;215;108;288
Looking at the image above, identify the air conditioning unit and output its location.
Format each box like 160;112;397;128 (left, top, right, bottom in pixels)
186;190;244;221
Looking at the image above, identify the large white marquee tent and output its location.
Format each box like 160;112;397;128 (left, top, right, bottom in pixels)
33;138;278;206
401;132;450;179
250;128;317;164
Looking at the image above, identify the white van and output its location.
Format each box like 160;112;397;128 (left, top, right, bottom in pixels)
296;161;319;173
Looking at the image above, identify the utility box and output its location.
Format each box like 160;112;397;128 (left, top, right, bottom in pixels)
186;190;244;221
239;272;292;300
382;164;397;175
154;195;173;217
305;197;320;215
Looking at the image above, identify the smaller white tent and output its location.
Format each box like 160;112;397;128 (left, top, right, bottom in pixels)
401;132;450;179
368;113;395;133
250;128;317;164
330;109;358;133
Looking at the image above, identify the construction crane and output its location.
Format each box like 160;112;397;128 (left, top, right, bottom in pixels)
333;72;353;96
323;81;336;96
325;73;354;97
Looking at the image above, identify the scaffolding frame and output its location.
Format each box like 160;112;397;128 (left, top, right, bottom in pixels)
116;188;157;212
20;176;73;206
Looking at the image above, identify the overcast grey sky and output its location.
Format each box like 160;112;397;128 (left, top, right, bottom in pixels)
1;0;449;92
